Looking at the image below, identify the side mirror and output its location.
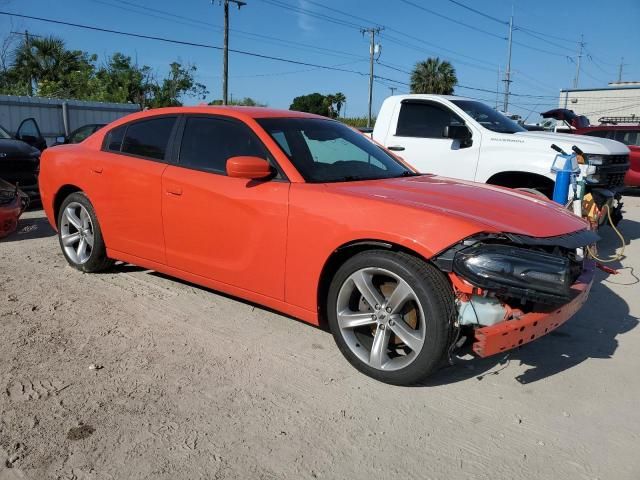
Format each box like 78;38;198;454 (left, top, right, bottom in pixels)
226;156;273;180
443;124;472;141
55;136;67;145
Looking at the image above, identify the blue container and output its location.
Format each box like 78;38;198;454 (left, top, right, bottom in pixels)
552;169;571;204
551;154;577;205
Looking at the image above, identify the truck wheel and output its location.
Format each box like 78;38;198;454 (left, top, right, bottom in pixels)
327;250;455;385
57;192;113;272
516;187;550;199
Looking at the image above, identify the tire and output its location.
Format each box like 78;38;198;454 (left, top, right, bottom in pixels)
516;187;550;199
57;192;113;273
326;250;455;385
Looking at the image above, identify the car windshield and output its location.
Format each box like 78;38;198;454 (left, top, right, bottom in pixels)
257;117;416;183
452;100;526;134
0;124;12;139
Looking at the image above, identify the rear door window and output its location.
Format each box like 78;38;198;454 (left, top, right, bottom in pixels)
178;116;272;175
623;130;640;146
120;117;176;161
396;102;460;138
613;130;626;143
105;125;126;152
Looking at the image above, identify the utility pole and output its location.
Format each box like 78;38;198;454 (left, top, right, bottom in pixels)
573;34;584;89
220;0;246;105
25;30;33;96
618;57;626;83
362;27;383;128
502;15;513;112
388;86;397;96
495;65;501;110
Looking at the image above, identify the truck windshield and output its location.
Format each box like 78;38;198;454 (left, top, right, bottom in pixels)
257;117;417;183
0;125;12;139
452;100;526;134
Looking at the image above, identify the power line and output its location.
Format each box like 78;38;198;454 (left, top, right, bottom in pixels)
379;33;496;73
514;27;574;54
514;25;575;44
398;0;507;40
262;0;500;71
259;0;364;30
0;11;371;75
447;0;507;25
511;40;569;58
376;62;561;99
0;10;415;89
95;0;367;61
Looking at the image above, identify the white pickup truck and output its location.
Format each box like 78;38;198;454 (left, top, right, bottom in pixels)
371;95;630;198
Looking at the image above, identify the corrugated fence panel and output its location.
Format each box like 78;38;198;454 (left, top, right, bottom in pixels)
0;95;140;145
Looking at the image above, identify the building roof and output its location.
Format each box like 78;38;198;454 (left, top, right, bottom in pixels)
560;85;640;93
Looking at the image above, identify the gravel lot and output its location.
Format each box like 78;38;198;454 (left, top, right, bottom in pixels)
1;194;639;480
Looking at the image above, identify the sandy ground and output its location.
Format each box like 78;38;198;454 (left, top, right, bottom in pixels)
1;195;639;480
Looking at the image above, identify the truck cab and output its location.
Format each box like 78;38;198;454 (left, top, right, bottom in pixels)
372;95;630;198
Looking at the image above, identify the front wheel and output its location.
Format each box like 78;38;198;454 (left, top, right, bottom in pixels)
327;250;455;385
57;192;113;272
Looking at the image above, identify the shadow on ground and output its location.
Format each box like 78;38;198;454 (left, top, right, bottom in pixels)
1;213;56;243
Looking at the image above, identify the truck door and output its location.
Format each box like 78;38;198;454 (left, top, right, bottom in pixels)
384;100;480;180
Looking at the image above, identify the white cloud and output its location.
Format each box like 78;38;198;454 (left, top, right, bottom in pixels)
297;0;315;32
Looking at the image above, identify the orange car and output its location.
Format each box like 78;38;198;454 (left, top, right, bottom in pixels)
39;106;598;385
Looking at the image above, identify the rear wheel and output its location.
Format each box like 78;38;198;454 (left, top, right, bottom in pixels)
57;192;113;272
327;250;455;385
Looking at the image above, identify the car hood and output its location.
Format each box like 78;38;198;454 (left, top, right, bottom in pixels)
325;175;588;238
512;130;629;155
0;139;40;157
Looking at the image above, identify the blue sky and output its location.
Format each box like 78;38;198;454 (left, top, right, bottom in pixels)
2;0;639;121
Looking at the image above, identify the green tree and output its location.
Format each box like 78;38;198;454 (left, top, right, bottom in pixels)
94;53;155;107
290;92;345;118
0;33;208;108
209;97;266;106
410;57;457;95
12;35;97;98
334;92;346;116
290;92;328;116
149;62;208;108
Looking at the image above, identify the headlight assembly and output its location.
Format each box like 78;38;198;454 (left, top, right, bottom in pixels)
453;244;571;298
586;154;604;166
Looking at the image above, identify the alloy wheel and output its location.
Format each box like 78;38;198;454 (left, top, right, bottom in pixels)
60;202;94;264
336;267;426;371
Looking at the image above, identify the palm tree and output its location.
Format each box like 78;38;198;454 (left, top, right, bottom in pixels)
324;94;336;117
334;92;346;116
410;57;457;95
13;36;88;93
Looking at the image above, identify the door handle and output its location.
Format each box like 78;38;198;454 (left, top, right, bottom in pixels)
388;145;405;151
166;186;183;196
92;166;103;174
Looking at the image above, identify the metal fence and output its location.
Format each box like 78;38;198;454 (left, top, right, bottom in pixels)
0;95;140;145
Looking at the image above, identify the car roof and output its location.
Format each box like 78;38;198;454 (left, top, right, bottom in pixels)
390;94;474;102
113;105;328;124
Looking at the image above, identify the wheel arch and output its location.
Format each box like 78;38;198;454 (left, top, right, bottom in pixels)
316;239;434;329
486;171;555;198
53;184;83;227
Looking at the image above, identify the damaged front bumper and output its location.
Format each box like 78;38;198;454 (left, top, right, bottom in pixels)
472;260;594;357
435;229;598;358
